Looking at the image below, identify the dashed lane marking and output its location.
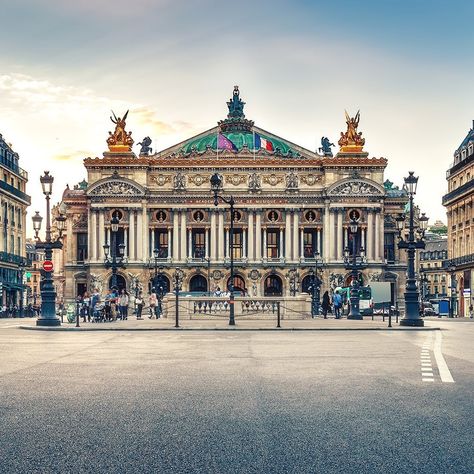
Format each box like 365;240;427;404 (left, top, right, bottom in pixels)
433;331;455;383
420;333;435;383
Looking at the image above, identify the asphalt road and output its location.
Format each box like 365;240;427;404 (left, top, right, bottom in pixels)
0;319;473;473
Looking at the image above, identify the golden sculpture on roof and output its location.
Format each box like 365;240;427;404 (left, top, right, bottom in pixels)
338;110;365;153
107;110;134;152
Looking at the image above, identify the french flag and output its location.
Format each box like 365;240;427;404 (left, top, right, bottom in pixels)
254;133;274;151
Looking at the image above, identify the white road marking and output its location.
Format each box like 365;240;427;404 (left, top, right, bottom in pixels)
422;378;434;382
420;334;435;383
433;331;455;383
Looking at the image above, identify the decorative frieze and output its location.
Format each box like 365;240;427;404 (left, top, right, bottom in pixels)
263;174;284;186
150;174;172;186
300;174;322;186
225;174;247;186
188;174;208;186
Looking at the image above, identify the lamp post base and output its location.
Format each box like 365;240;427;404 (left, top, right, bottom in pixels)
36;318;61;327
399;318;424;327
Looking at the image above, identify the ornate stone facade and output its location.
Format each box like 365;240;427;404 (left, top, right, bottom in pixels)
58;88;408;308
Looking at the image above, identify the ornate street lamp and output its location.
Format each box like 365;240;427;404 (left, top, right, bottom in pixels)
448;265;457;318
104;214;126;290
173;268;184;328
32;171;66;326
210;172;236;325
397;171;428;326
343;216;367;319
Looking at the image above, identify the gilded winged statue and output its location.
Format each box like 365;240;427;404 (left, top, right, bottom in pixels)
107;110;134;151
338;110;365;151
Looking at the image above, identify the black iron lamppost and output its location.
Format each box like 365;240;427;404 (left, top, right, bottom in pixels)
18;260;27;318
32;171;67;327
419;266;429;303
396;171;429;326
343;216;366;320
173;268;184;328
310;251;323;317
103;215;126;290
210;172;236;326
152;249;166;317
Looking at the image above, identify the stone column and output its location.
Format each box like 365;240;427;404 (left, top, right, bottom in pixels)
300;228;304;259
361;228;366;252
141;206;149;262
367;210;374;261
344;227;348;251
180;211;187;261
67;215;73;263
293;210;299;261
247;212;254;261
318;228;322;256
150;228;155;256
129;211;135;261
329;209;336;261
98;210;105;261
285;210;292;260
243;229;247;259
210;210;217;260
255;212;262;260
168;228;172;258
136;211;143;261
224;228;229;258
124;227;128;259
218;211;224;260
337;210;343;261
279;227;284;259
375;211;381;261
188;228;193;259
205;228;209;259
323;202;330;262
263;228;267;259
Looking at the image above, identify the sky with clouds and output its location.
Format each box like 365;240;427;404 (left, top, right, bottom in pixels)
1;0;473;234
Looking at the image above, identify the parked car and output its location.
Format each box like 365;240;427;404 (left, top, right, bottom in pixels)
419;301;436;316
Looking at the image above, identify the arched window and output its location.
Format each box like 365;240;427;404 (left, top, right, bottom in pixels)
109;274;127;291
227;275;246;295
149;275;170;294
189;274;207;293
264;275;283;296
301;275;313;294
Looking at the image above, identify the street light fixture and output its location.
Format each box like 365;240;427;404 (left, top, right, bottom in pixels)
397;171;428;326
32;171;65;326
104;215;126;290
343;216;367;320
210;172;236;326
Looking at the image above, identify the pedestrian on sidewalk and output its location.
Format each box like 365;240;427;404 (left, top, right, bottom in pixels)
322;291;331;319
333;290;342;319
148;292;158;318
136;292;144;319
118;289;129;320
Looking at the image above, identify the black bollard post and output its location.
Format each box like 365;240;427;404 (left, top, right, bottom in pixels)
388;307;392;328
76;300;80;328
175;287;179;328
277;302;281;328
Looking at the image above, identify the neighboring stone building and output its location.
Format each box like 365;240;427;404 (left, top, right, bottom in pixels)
0;133;30;308
443;121;474;316
58;87;409;309
419;238;448;300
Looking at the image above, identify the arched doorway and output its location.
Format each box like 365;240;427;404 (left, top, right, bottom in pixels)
149;275;170;294
344;273;364;287
264;275;283;296
301;275;313;294
189;274;208;293
109;274;127;291
227;275;246;295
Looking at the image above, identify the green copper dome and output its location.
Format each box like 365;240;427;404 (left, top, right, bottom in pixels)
180;130;295;155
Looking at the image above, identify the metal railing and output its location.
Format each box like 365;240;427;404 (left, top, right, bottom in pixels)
0;180;31;204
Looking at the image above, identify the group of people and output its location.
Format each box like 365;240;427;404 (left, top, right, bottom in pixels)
321;289;344;319
75;288;162;322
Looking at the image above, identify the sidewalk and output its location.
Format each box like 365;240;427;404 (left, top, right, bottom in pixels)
20;316;439;331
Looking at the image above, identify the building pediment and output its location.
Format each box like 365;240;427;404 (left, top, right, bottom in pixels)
327;178;384;197
87;174;145;197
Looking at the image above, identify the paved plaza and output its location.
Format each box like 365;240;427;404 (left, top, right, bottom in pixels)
0;318;473;473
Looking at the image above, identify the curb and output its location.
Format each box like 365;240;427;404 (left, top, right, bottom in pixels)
19;325;440;332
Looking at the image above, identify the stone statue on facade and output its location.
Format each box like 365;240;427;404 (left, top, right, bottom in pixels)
338;110;365;152
319;137;334;156
138;137;152;156
107;110;134;152
90;274;103;294
227;85;245;118
248;172;261;192
173;172;186;190
329;273;344;293
286;172;299;190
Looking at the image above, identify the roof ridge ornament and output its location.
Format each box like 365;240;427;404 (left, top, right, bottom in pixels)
107;110;134;152
338;110;366;153
218;85;254;133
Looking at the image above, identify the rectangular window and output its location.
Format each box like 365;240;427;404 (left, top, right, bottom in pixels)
267;229;279;258
384;233;395;263
154;229;169;258
303;230;317;258
76;233;88;261
232;229;243;259
192;229;205;258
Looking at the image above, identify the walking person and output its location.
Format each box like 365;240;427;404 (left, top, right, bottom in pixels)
322;291;331;319
148;292;158;319
118;289;129;320
136;292;144;319
333;290;342;319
